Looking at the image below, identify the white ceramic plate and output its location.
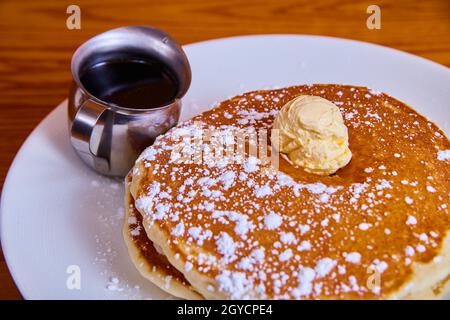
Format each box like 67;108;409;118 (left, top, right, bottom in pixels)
1;35;449;299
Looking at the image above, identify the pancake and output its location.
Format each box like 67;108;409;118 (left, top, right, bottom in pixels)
125;189;449;300
123;173;202;299
127;84;450;299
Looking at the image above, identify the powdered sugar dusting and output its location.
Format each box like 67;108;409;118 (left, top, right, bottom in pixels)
437;149;450;160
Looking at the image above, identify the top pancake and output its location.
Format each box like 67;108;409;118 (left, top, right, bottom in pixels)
129;84;450;299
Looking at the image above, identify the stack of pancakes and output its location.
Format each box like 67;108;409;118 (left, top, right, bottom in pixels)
123;84;450;299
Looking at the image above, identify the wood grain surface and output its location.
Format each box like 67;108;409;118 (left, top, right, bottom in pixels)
0;0;449;300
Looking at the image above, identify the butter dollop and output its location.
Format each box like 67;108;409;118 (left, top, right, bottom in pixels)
271;95;352;175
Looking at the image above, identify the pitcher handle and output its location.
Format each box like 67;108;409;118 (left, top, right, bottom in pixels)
70;99;110;173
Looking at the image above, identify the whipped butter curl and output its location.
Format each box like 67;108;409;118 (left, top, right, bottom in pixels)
271;95;352;175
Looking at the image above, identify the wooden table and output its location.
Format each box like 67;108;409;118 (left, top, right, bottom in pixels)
0;0;449;300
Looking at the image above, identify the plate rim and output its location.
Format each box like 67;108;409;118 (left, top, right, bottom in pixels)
183;34;450;74
1;104;66;299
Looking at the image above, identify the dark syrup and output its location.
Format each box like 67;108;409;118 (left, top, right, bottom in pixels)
80;59;179;109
